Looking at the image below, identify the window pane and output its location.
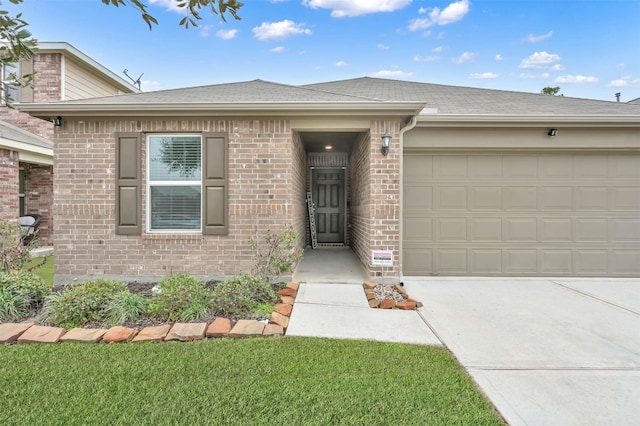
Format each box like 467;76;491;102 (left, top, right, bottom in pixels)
149;136;201;181
150;186;201;230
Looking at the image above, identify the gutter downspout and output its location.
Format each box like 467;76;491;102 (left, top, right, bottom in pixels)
398;115;418;283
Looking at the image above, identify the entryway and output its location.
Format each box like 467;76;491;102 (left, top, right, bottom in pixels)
293;247;367;284
312;168;346;245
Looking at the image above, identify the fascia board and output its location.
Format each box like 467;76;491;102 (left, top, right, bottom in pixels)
415;114;640;127
0;138;53;158
19;102;426;118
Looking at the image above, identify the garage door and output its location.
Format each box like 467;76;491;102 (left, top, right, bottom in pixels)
403;153;640;276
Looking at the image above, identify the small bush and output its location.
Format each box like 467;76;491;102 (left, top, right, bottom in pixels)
0;271;50;321
105;291;148;325
250;227;302;284
148;274;213;322
211;272;277;316
0;220;34;273
43;279;128;328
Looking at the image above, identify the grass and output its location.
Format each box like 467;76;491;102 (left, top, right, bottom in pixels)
26;255;54;286
0;337;503;425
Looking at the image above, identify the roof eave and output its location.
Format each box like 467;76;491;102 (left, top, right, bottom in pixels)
415;114;640;127
19;102;426;119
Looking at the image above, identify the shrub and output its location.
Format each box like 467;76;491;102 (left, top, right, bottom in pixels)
0;271;50;321
0;220;33;273
148;274;213;322
105;291;148;325
211;272;277;317
249;227;302;284
43;279;128;328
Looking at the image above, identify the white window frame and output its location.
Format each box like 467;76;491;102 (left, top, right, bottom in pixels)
1;62;20;104
146;134;202;233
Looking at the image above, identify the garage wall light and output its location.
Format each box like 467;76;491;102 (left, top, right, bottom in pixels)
548;128;558;137
381;130;392;156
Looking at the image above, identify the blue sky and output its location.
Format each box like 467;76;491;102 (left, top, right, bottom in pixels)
6;0;640;101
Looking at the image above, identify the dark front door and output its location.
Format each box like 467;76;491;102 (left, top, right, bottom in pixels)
313;168;345;244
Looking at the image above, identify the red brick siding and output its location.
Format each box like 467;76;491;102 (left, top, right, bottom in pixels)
0;148;19;222
22;163;53;245
53;118;305;281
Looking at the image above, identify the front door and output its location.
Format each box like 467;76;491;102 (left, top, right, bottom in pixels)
312;168;345;244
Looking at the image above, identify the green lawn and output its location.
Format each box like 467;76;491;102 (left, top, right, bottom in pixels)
27;255;54;286
0;337;503;425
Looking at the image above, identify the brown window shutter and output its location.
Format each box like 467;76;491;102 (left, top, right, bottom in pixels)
115;132;141;235
18;58;34;103
202;133;228;235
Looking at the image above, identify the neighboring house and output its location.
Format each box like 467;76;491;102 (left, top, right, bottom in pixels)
1;42;139;245
20;77;640;281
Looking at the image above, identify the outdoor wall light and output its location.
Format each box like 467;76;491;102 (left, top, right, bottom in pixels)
381;130;392;156
54;116;62;127
548;128;558;137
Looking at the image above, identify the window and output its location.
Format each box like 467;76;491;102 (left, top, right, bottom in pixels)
147;135;202;232
2;62;20;104
116;132;227;236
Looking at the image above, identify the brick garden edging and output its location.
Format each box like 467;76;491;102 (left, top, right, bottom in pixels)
0;282;299;345
363;281;423;310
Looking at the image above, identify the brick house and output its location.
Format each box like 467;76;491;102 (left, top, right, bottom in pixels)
1;42;139;244
21;78;640;281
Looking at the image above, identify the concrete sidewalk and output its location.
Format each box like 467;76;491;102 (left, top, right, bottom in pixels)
287;247;440;345
404;278;640;426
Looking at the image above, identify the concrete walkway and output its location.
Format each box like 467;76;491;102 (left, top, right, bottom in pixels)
288;248;640;425
287;247;440;345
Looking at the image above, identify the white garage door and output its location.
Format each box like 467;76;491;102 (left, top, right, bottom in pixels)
403;153;640;276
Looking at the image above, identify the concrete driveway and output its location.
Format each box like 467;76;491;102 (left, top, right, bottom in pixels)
403;278;640;426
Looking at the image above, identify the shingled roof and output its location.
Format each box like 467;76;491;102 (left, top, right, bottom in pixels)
19;77;640;120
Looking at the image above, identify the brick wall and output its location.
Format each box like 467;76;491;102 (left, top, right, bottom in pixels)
291;132;307;249
0;148;19;222
53;118;306;282
22;163;53;245
350;120;402;279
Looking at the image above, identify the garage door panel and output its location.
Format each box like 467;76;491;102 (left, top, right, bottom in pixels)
437;249;468;273
540;187;573;210
504;155;538;178
471;250;502;273
504;218;537;242
539;218;572;242
610;187;640;210
403;152;640;276
541;250;573;274
505;187;538;210
437;218;467;241
470;187;502;209
436;186;467;209
404;184;433;210
470;218;502;241
576;187;608;210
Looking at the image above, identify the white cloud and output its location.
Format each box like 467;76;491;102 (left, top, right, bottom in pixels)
253;20;312;41
216;29;238;40
271;46;286;53
336;60;348;67
519;51;560;69
198;25;213;37
495;54;503;61
432;45;446;53
414;55;441;62
303;0;411;17
469;72;499;79
367;69;414;78
554;74;599;84
527;31;553;43
378;43;390;50
550;64;565;71
607;76;640;87
408;0;470;31
451;52;477;64
519;72;550;79
149;0;182;12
